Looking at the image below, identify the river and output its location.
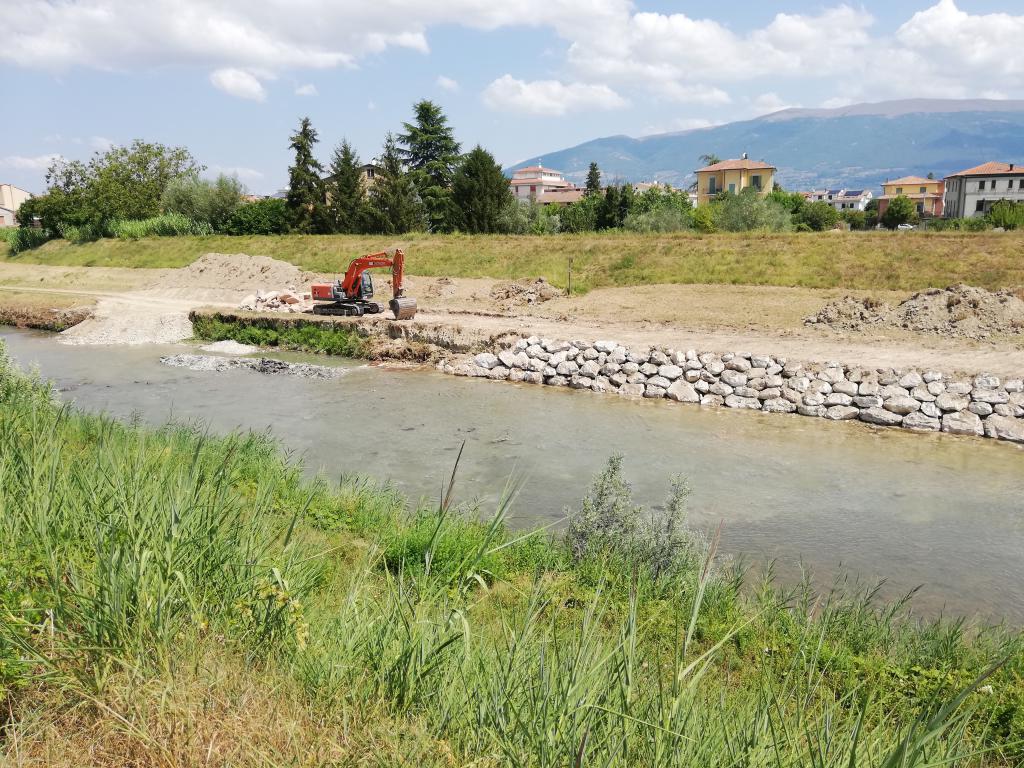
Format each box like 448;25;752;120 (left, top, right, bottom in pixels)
3;328;1022;623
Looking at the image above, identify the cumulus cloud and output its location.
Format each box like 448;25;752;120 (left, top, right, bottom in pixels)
295;83;318;96
751;92;802;116
436;75;460;92
483;75;626;115
0;154;62;170
3;1;1024;120
210;68;266;101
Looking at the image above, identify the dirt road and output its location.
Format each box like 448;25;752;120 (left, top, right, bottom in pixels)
2;258;1023;375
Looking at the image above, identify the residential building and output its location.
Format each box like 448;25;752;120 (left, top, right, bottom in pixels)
357;163;382;188
694;155;775;206
877;176;944;218
0;184;30;226
509;165;575;201
943;162;1024;218
803;188;873;211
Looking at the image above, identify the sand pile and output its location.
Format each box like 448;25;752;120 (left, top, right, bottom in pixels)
806;284;1024;339
489;278;562;308
147;253;315;302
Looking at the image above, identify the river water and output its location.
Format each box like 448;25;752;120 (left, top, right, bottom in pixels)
3;328;1023;623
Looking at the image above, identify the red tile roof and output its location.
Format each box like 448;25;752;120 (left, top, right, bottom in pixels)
696;158;775;173
883;176;938;186
946;161;1022;177
513;165;563;174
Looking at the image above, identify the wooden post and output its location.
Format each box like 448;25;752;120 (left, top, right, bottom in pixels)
567;256;573;297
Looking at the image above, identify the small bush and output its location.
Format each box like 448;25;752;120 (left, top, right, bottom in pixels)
566;455;707;582
224;198;290;236
623;206;692;232
161;174;245;231
986;199;1024;231
4;227;53;254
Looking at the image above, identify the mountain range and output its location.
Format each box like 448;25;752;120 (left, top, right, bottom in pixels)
507;99;1024;191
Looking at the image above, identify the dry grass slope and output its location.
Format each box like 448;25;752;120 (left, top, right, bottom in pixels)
4;231;1024;293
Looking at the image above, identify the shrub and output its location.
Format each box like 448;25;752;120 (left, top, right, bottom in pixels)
841;209;867;230
4;227;53;254
796;200;841;231
623;206;692;232
496;199;560;234
566;455;707;582
161;174;245;231
223;198;290;235
882;194;916;229
107;213;213;240
986;199;1024;230
712;187;792;232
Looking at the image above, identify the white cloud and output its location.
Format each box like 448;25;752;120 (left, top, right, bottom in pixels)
751;92;801;116
295;83;318;96
209;68;266;101
0;154;62;170
89;136;114;151
210;165;264;180
436;75;459;92
821;96;855;109
483;75;626;115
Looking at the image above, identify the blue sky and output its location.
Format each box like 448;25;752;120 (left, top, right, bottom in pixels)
4;0;1023;195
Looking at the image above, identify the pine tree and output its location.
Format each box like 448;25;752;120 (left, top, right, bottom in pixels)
617;183;635;226
451;146;513;233
397;100;460;232
286;117;326;233
367;133;426;234
585;162;602;196
324;139;367;234
597;185;621;229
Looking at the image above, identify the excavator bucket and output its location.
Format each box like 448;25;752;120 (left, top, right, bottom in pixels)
389;297;418;320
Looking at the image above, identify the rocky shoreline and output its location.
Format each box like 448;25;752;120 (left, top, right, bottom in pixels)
439;337;1024;445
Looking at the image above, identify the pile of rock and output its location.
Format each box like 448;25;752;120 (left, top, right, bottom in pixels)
239;289;314;314
439;337;1024;444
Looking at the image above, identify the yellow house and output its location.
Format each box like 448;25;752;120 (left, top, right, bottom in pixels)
877;176;945;218
695;156;775;206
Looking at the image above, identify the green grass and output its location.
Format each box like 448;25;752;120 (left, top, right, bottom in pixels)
1;342;1022;765
191;311;371;357
5;230;1024;292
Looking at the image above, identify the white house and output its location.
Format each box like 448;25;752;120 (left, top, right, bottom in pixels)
509;165;575;201
803;188;872;211
0;184;31;227
943;162;1024;218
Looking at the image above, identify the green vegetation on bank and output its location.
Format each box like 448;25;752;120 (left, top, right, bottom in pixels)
6;230;1024;294
0;343;1021;764
191;312;370;357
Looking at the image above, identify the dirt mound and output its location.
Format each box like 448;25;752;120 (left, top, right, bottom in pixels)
148;253;314;301
806;284;1024;339
489;278;562;308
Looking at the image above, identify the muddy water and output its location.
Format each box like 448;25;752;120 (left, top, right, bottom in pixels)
3;328;1023;623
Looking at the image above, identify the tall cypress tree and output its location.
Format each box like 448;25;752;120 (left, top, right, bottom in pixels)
397;100;460;232
597;185;621;230
451;146;513;234
324;139;367;234
367;133;426;234
285;117;326;233
585;162;602;196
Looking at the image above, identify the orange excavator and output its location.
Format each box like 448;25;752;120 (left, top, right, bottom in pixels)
310;249;417;320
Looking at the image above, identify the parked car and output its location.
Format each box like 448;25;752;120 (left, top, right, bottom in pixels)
896;223;916;230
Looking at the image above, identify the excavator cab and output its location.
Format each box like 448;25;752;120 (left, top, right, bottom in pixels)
357;271;374;300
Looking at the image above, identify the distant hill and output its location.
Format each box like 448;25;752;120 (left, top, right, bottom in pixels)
507;99;1024;191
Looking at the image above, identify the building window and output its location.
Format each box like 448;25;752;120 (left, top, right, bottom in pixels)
365;168;374;180
979;180;986;190
751;175;762;191
728;183;736;194
976;200;985;212
917;203;924;214
919;186;926;193
708;177;717;194
1010;179;1015;189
